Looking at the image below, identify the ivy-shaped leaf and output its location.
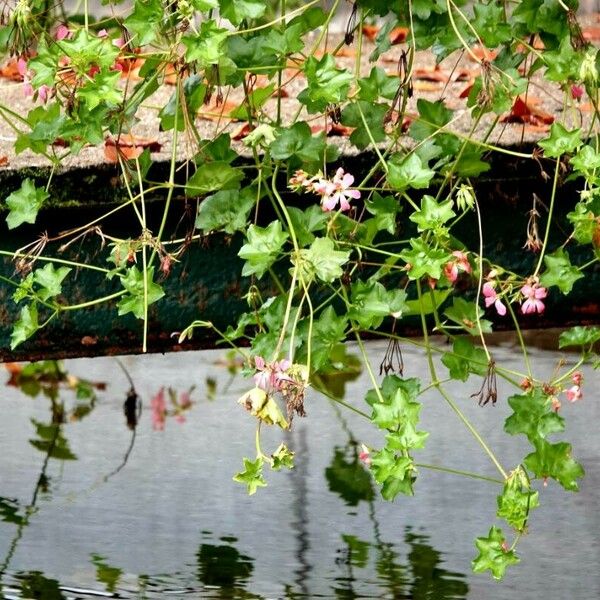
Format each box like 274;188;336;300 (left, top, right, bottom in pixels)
558;325;600;348
409;195;455;231
117;266;165;319
504;389;565;443
11;304;40;350
5;179;49;229
238;221;289;279
348;280;408;329
219;0;266;26
472;526;519;580
387;154;435;192
271;443;295;471
399;238;449;280
294;237;350;283
444;297;493;336
538;123;582;158
233;457;267;495
33;263;71;302
298;54;353;113
524;439;584;491
539;248;583;295
441;337;488;382
496;468;539;532
195;188;255;234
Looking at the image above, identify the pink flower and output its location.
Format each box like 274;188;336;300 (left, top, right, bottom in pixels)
179;389;192;408
253;356;293;393
444;250;471;283
55;24;72;41
572;371;583;386
566;385;582;403
324;167;361;212
150;387;167;431
483;282;507;316
97;29;109;38
18;57;51;103
571;84;584;100
551;396;561;412
520;281;547;314
358;444;371;465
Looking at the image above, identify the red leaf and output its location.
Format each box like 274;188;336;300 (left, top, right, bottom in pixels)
500;96;554;128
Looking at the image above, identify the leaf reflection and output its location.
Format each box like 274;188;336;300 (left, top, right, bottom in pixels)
196;537;257;598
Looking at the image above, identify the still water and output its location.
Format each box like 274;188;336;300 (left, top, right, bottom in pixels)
0;339;599;599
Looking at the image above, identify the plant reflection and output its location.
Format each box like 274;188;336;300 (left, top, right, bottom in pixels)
196;534;259;599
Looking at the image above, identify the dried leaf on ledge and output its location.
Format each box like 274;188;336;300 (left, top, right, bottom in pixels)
500;96;554;128
104;134;162;162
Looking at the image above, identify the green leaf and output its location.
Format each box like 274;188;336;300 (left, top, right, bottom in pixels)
270;122;336;169
357;67;399;102
77;70;122;109
124;0;164;45
159;75;207;131
539;248;583;294
570;144;600;179
219;0;266;25
472;1;512;47
182;21;228;67
538;123;582;158
238;221;289;279
399;238;449;280
364;193;400;235
403;288;451;316
340;101;388;150
444;297;493;336
496;468;539;532
298;54;353;113
472;526;519;580
195;188;256;234
295;237;350;283
387;154;435;192
5;179;49;229
286;205;328;247
297;306;348;371
504;389;565;443
33;263;71;302
409;195;455;231
365;375;423;431
409;99;453;142
29;420;77;460
558;325;600;348
441;337;488;382
117;266;165;319
233;457;267;495
348;280;408;329
186;161;244;195
11;304;40;349
369;448;415;500
271;443;295;471
524;439;585;491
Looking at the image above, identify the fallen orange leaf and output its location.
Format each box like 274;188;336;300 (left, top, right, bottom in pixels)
500;96;554;128
231;122;252;140
0;58;23;81
198;99;239;122
104;134;162;163
467;46;497;62
0;155;8;166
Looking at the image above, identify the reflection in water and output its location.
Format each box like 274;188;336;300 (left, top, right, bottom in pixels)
0;354;474;599
196;536;256;598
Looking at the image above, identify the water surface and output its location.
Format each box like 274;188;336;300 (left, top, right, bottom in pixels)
0;340;598;599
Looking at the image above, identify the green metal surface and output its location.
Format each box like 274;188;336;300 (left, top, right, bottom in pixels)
1;150;599;361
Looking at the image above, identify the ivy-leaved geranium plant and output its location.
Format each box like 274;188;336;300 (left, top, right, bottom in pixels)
1;0;600;581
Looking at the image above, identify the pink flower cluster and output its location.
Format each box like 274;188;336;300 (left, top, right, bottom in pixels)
521;280;547;314
444;251;471;284
566;371;583;403
483;281;507;316
253;356;293;393
289;167;361;212
150;386;194;430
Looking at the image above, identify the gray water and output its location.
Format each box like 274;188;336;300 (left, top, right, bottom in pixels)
0;339;599;599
